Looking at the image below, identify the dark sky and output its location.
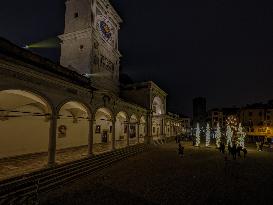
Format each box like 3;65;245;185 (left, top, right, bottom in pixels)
0;0;273;116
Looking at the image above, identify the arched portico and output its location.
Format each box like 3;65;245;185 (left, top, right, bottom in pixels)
0;89;52;159
56;101;91;163
93;107;113;154
115;111;128;149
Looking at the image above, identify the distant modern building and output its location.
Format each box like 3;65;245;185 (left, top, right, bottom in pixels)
193;97;206;128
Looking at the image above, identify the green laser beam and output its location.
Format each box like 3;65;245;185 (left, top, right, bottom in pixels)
25;37;60;49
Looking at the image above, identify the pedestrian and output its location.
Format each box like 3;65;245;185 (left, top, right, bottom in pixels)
232;144;237;160
256;141;259;151
178;142;184;157
237;146;242;158
243;148;247;159
228;143;232;156
221;143;225;154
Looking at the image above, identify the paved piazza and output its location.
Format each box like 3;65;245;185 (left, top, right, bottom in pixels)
40;142;273;205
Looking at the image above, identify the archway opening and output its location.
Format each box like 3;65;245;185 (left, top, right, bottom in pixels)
152;96;165;140
56;101;90;163
0;90;52;179
115;111;128;149
129;114;138;145
93;108;112;154
139;116;146;143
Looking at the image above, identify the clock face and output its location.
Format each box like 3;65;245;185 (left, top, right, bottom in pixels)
97;15;114;45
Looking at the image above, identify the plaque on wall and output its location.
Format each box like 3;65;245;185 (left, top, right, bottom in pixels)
95;125;101;133
58;125;67;138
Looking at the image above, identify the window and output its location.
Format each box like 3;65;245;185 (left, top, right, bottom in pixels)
267;116;270;120
80;45;84;50
259;111;263;117
74;12;79;18
153;127;155;133
248;112;252;117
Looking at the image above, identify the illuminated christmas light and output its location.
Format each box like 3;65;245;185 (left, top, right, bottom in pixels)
237;123;246;148
206;123;210;147
195;123;200;147
226;125;233;146
215;123;221;148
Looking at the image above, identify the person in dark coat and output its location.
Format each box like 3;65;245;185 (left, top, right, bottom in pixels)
221;143;225;154
228;143;232;156
232;144;237;160
237;146;242;157
243;148;247;159
178;142;184;157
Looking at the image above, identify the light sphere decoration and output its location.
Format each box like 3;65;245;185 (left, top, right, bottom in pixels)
205;123;210;147
195;123;200;147
215;123;221;148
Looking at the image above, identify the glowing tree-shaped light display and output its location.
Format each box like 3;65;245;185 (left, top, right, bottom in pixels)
215;123;221;148
226;125;233;146
195;123;200;147
205;123;210;147
226;115;239;132
237;123;246;148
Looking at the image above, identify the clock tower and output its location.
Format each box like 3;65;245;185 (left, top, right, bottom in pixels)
59;0;122;94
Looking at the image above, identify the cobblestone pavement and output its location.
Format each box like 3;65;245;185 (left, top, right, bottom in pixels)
39;142;273;205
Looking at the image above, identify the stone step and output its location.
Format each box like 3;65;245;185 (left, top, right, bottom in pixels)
0;144;152;204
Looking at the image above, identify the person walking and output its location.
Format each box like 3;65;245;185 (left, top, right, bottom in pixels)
221;143;225;154
178;142;184;158
243;148;247;159
228;143;232;156
232;144;237;160
237;146;242;158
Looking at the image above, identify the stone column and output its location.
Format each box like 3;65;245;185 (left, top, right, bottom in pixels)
127;122;130;146
137;123;140;144
88;118;94;157
48;113;57;167
112;119;116;150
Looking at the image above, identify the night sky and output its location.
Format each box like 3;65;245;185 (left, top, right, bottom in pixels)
0;0;272;116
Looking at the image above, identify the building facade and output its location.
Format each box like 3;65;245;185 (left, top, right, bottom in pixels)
0;0;183;166
240;104;273;140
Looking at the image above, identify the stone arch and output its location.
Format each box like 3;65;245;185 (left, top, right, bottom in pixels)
129;114;138;145
115;111;129;149
93;107;113;153
56;101;91;162
0;89;53;159
139;116;146;143
152;96;165;115
152;96;165;139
